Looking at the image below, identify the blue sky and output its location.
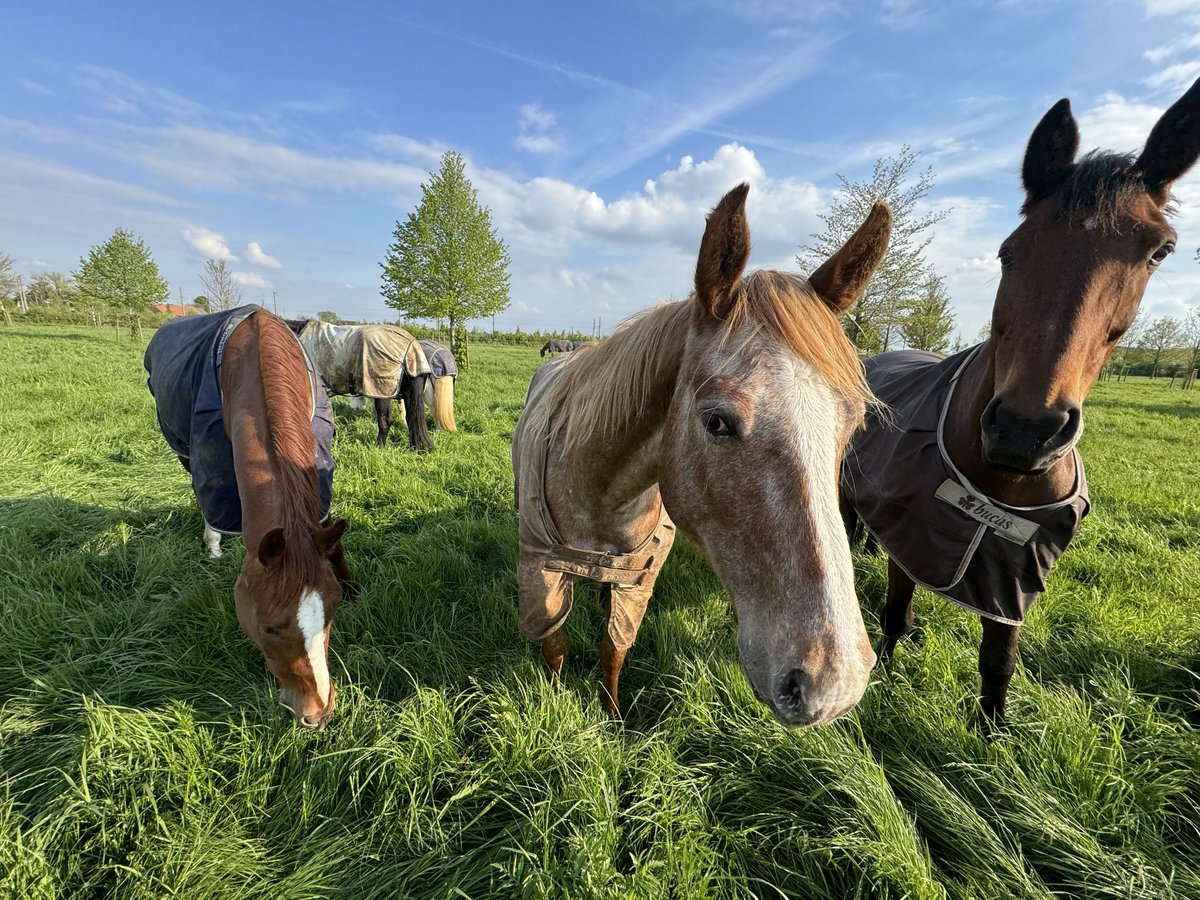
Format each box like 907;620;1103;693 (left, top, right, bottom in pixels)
3;0;1200;339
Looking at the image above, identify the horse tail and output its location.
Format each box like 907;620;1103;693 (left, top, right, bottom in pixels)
429;375;457;431
400;371;434;452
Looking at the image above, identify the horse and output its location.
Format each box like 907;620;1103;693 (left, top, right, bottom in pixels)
288;320;434;451
513;184;892;726
145;306;357;729
540;339;574;356
841;78;1200;730
571;340;598;350
418;338;458;431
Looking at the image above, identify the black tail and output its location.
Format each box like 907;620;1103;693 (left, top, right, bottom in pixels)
401;372;434;452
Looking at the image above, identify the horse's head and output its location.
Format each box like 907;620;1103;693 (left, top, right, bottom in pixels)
983;78;1200;473
234;519;349;729
659;184;891;727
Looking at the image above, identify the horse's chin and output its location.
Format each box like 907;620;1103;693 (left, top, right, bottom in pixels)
981;437;1073;476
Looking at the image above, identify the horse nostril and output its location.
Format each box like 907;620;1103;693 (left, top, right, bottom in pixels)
981;397;1001;435
300;713;322;729
779;668;811;710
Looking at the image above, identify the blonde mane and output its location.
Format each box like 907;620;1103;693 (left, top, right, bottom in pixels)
533;269;875;454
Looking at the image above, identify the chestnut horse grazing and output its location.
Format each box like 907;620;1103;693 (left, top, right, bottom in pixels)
146;307;357;728
514;184;892;726
842;78;1200;729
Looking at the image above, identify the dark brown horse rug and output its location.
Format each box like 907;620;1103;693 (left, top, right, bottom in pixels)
145;305;335;534
841;345;1089;625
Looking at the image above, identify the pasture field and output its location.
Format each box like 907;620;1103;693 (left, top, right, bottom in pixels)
1;324;1198;900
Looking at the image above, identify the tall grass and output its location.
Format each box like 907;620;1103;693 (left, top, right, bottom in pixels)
1;325;1197;898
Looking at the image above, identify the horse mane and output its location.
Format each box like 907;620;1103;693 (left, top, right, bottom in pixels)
255;313;326;602
536;268;875;454
1025;150;1174;229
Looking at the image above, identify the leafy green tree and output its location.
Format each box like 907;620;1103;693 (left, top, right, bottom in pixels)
900;269;956;353
1183;306;1200;374
75;228;169;314
317;310;340;323
1140;315;1182;379
26;272;78;308
0;253;18;300
192;294;212;312
200;258;241;311
381;151;511;366
798;147;949;354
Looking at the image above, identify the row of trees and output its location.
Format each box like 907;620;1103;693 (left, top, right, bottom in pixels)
1112;308;1200;378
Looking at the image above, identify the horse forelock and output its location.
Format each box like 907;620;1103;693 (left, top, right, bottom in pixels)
253;313;327;608
531;269;873;457
1023;151;1174;230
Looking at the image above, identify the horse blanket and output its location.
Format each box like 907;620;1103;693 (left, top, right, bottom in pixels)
145;306;335;535
513;354;676;650
419;340;458;379
299;322;430;398
841;344;1090;625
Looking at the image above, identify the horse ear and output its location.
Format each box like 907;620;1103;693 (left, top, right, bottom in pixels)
807;200;892;314
1022;98;1079;203
1136;77;1200;206
257;528;287;568
314;519;347;556
695;183;751;320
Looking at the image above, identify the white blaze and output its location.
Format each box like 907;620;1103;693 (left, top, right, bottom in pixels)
296;589;330;706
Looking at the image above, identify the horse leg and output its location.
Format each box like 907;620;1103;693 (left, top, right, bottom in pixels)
203;521;222;558
979;618;1020;731
541;628;570;680
177;454;192;474
879;556;916;662
374;398;391;447
597;585;628;719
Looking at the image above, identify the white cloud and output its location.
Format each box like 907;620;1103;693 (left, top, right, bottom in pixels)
245;241;283;269
1145;60;1200;91
1076;93;1163;154
344;283;354;289
231;271;271;289
516;103;563;154
181;227;236;259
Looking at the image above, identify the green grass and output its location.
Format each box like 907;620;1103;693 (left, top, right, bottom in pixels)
1;325;1198;899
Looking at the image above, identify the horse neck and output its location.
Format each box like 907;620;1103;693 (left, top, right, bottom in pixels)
945;341;1078;505
223;330;321;552
547;307;690;542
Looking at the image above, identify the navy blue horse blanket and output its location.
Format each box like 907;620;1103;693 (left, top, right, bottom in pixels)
144;305;335;534
419;339;458;379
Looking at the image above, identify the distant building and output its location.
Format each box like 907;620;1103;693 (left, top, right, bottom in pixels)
154;303;203;317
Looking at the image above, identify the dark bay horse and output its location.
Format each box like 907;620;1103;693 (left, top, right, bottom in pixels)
145;307;357;728
540;339;574;356
842;78;1200;728
514;184;893;726
289;320;433;451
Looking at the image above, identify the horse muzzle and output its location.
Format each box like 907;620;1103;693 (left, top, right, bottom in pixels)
981;397;1080;473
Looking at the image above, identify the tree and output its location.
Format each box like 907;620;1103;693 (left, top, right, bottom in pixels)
1140;315;1182;378
75;228;169;314
900;269;956;352
192;294;212;312
798;146;949;354
317;310;340;323
1182;306;1200;374
26;272;78;308
381;151;511;366
200;258;241;312
0;253;18;301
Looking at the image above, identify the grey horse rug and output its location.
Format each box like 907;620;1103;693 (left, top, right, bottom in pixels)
145;305;335;534
299;321;430;398
513;354;676;651
840;344;1089;625
419;340;458;380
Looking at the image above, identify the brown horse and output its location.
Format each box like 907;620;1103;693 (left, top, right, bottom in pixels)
514;184;892;726
842;78;1200;729
146;308;357;728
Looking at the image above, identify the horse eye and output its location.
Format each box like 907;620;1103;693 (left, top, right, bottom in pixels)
702;411;734;437
1149;243;1175;267
262;625;281;636
998;247;1014;269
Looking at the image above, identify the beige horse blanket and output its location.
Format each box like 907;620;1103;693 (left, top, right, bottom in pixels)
841;344;1090;626
299;322;430;398
513;355;676;651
